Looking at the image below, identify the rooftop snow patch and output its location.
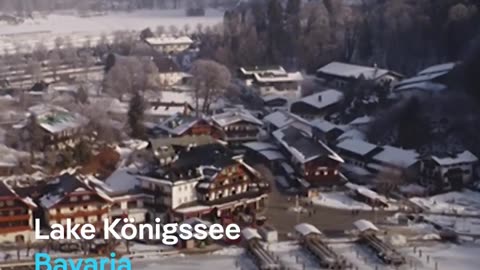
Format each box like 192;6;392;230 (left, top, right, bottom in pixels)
272;125;344;164
293;89;344;110
353;219;379;232
263;111;295;129
336;139;379;156
372;146;419;168
418;62;456;76
145;35;193;46
242;227;262;241
211;109;262;127
295;223;321;237
431;151;478;166
317;62;397;80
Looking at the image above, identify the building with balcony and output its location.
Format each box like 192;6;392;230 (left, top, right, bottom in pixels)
0;182;36;243
39;174;112;228
211;109;263;148
239;66;303;98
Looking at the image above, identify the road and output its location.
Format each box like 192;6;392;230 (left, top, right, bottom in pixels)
255;165;391;239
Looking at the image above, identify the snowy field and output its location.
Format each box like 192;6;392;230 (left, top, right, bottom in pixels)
127;241;480;270
312;192;373;211
0;9;224;54
410;190;480;215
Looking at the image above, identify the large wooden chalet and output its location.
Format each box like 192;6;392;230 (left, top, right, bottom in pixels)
210;110;263;147
138;143;269;222
149;113;222;138
39;174;112;228
7;105;88;151
0;182;37;243
272;123;344;189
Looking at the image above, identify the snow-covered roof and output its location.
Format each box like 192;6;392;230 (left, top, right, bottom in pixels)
263;111;295;129
243;141;278;152
348;116;373;126
336;139;379;157
240;66;286;76
272;125;344;164
418;62;456;76
104;168;139;194
431;151;478;166
211;109;262;127
19;104;88;134
317;62;397;80
293;89;343;110
253;71;303;83
311;119;343;133
145;35;193;46
155;114;205;136
337;128;366;142
353;219;379;232
295;223;321;236
242;227;262;241
372;146;419;168
256;150;285;161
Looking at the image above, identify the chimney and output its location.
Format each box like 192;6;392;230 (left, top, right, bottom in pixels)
318;94;322;101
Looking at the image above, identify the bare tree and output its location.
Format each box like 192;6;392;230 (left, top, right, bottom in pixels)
26;60;42;84
168;25;179;35
104;56;157;100
155;25;166;36
32;42;48;61
54;36;65;50
79;51;96;81
375;168;406;198
49;50;62;81
190;59;231;114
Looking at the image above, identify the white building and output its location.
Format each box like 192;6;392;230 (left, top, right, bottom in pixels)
419;151;478;191
239;66;303;98
145;35;193;54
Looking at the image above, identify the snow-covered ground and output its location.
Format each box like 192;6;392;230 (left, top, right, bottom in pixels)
410;190;480;215
312;191;373;211
127;241;480;270
0;9;224;54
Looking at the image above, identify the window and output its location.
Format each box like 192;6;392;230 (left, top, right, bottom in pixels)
82;195;90;201
70;207;75;212
0;201;4;207
83;205;88;210
6;200;13;206
70;196;78;202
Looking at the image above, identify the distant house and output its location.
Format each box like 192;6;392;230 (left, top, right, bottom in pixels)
335;139;419;182
239;66;303;98
210;109;263;147
316;62;403;90
290;89;344;119
419;151;478;192
262;110;298;133
7;104;88;151
262;94;290;111
149;113;221;138
393;62;457;98
154;56;191;87
0;182;36;243
369;146;419;176
145;35;193;54
149;135;219;166
310;119;345;146
39;174;112;228
272;123;344;188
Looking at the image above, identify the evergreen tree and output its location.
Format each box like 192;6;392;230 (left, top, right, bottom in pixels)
128;92;147;139
26;113;43;162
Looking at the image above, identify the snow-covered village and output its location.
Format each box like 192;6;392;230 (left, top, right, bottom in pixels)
1;0;480;269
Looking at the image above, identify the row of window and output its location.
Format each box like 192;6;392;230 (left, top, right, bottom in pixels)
69;195;91;202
